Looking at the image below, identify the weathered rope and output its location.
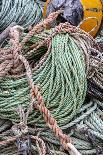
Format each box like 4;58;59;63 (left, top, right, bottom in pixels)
0;11;103;155
87;23;103;100
0;99;103;154
0;11;85;155
0;0;42;33
10;25;72;152
0;11;102;126
0;21;82;155
0;23;87;126
0;10;63;77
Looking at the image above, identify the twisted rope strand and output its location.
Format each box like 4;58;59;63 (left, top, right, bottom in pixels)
0;11;103;155
9;25;80;154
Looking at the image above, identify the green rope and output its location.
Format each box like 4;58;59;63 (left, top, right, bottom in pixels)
1;23;103;154
0;0;42;32
0;31;87;128
0;100;103;155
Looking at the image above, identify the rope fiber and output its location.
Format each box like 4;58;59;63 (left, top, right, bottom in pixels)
0;0;42;33
0;11;103;155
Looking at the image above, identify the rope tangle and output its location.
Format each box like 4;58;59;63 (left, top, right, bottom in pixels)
0;11;103;155
10;24;80;155
0;11;82;155
0;0;42;32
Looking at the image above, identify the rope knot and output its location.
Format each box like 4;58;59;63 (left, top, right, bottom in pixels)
12;122;28;137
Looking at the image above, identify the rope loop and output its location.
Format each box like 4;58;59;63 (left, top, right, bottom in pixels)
1;11;102;155
8;24;81;155
12;123;28;138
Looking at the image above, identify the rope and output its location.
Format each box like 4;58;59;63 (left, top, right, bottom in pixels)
0;23;87;126
9;25;73;153
0;11;83;155
0;0;42;33
1;11;83;154
0;11;103;155
0;100;103;154
87;23;103;100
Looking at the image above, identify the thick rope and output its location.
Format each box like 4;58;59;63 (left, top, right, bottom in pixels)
0;100;103;154
0;22;82;155
0;11;103;155
0;0;42;32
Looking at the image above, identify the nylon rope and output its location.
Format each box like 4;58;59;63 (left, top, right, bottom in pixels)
0;11;103;155
0;0;42;33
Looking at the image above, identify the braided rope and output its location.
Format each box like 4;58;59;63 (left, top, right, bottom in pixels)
0;100;103;154
0;21;82;154
0;0;42;32
0;11;103;155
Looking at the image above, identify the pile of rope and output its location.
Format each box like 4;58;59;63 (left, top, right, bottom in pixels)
0;11;103;154
0;99;103;155
87;22;103;101
0;0;42;33
95;23;103;52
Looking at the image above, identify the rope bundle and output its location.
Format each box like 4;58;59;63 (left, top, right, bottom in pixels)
0;11;103;155
0;99;103;154
0;23;87;126
0;0;42;33
87;23;103;100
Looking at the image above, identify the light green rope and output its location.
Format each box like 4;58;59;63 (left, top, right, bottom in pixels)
0;31;87;128
1;24;103;154
0;100;103;154
0;0;42;32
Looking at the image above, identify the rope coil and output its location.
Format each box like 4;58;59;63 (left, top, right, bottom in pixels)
0;0;42;33
0;11;103;155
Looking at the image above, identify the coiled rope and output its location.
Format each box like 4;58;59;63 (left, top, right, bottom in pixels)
0;11;82;155
0;22;87;126
0;29;86;127
0;99;103;154
0;0;42;32
0;11;103;155
87;22;103;100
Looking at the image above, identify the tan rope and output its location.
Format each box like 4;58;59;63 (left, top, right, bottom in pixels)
0;16;81;155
